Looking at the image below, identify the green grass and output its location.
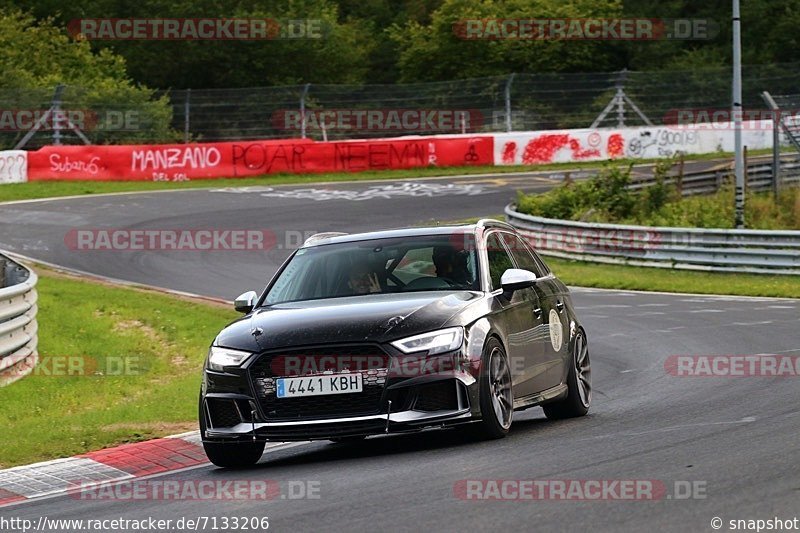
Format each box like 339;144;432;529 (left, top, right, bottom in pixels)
0;150;761;203
0;271;238;468
546;257;800;298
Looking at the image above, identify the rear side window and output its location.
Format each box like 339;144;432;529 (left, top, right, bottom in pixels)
485;233;515;291
501;233;547;278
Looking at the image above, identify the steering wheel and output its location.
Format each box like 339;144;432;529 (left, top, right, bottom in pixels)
402;276;455;291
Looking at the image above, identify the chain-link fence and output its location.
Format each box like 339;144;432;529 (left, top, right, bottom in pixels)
6;63;800;148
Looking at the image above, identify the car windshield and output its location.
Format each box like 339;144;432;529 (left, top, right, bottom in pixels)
264;234;480;305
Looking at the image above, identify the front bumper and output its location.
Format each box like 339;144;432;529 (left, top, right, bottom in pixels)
204;406;473;442
201;343;481;442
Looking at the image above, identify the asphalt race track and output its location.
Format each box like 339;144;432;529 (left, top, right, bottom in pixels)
2;169;799;532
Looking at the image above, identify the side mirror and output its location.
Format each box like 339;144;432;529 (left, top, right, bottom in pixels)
234;291;258;313
500;269;537;292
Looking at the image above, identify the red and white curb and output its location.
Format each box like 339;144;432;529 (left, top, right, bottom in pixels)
0;432;205;507
0;431;294;508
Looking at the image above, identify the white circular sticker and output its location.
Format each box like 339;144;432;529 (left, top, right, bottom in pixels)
549;309;563;352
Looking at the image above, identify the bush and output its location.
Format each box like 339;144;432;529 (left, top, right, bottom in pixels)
516;163;635;221
516;162;800;230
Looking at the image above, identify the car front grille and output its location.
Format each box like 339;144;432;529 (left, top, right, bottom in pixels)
414;380;460;411
249;345;390;421
206;398;243;428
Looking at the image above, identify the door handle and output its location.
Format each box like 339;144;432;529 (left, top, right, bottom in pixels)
533;307;542;318
556;301;564;312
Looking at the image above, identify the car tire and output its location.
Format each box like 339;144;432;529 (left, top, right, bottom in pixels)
542;329;591;420
199;396;265;468
473;337;514;439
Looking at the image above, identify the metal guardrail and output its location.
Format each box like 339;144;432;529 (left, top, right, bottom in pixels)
505;205;800;275
0;255;38;386
626;154;800;197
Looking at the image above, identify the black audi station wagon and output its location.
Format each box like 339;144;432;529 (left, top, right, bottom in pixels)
200;220;591;467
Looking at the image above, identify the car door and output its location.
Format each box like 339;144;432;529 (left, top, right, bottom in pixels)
501;233;565;393
485;231;550;399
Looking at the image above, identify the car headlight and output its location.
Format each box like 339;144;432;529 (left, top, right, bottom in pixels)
207;346;253;372
391;327;464;355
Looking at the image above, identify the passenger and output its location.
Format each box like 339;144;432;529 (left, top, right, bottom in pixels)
348;263;381;294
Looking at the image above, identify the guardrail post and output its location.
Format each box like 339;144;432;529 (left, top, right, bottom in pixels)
743;145;749;195
772;110;781;200
677;154;685;196
184;88;191;144
0;258;5;288
300;83;311;139
52;84;64;146
504;74;516;132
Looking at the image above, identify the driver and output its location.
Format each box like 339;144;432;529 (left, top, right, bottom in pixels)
432;245;469;285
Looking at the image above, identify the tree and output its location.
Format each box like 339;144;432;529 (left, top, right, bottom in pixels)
0;9;175;146
1;0;376;88
389;0;624;82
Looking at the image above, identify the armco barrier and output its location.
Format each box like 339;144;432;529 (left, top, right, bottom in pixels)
0;255;38;387
625;154;800;197
26;136;494;181
505;205;800;275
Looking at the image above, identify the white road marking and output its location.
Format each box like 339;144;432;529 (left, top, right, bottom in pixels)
575;305;632;309
577;417;757;442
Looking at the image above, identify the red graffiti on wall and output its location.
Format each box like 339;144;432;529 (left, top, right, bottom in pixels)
501;142;517;164
569;139;600;160
521;134;600;164
607;133;625;158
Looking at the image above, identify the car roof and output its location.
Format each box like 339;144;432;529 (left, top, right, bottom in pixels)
301;219;514;248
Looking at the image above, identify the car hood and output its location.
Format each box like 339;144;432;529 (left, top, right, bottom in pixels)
215;291;481;352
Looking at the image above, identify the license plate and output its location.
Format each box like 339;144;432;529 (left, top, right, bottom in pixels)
276;373;363;398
